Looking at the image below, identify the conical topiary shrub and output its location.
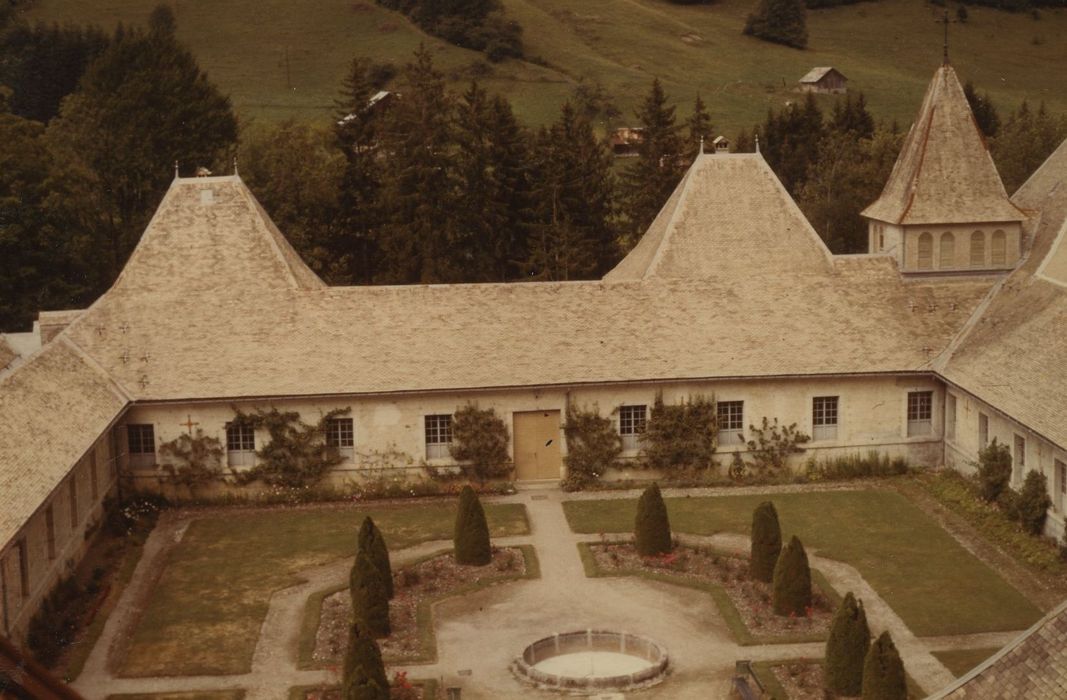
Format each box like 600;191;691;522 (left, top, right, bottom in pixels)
350;549;390;638
453;485;492;565
825;592;871;696
749;501;782;583
358;516;394;599
772;535;811;616
862;631;907;700
342;624;390;700
634;483;672;556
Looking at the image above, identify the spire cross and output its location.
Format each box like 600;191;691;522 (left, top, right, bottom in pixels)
936;10;956;65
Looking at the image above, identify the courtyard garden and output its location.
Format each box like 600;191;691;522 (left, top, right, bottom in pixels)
114;500;529;677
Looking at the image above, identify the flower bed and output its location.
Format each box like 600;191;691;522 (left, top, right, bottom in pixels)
313;547;528;665
588;542;835;640
292;672;433;700
771;661;826;699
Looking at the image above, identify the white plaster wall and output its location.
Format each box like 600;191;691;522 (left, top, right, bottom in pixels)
1;429;118;642
944;387;1067;539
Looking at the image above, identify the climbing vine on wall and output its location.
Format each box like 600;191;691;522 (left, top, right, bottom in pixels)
230;406;350;488
158;429;224;495
743;417;810;475
450;404;511;484
562;402;622;489
641;393;718;471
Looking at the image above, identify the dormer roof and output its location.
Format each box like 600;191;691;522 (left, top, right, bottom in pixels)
862;64;1025;227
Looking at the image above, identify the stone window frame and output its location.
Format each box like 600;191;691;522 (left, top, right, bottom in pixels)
326;417;355;461
717;400;745;445
618;404;647;452
425;414;453;460
906;391;933;437
812;396;839;442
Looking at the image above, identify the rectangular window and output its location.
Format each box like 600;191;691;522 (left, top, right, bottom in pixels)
1056;459;1066;513
326;417;355;460
1013;434;1026;483
68;477;79;529
45;505;56;561
979;413;989;448
812;396;839;441
90;450;99;501
619;405;647;452
717;401;745;445
17;539;29;599
226;422;256;468
127;423;156;468
906;391;933;437
425;414;453;460
946;394;957;442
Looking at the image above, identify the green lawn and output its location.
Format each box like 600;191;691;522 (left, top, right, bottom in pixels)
117;501;528;677
23;0;1067;132
563;490;1042;637
932;647;1002;677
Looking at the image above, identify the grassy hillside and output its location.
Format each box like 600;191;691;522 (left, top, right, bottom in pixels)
22;0;1067;133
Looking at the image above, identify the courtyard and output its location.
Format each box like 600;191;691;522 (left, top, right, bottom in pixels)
62;479;1055;700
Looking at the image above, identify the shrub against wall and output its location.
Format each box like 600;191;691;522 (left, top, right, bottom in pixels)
157;429;224;495
642;394;717;471
450;404;511;484
976;438;1012;503
562;402;622;489
1016;470;1052;535
805;451;908;481
744;417;810;475
231;407;349;488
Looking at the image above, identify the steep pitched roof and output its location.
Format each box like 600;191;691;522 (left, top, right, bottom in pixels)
939;137;1067;449
0;339;128;548
605;153;833;281
107;175;325;296
928;599;1067;699
862;64;1025;226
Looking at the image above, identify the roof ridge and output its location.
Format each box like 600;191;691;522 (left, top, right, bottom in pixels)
645;155;702;278
234;178;326;291
57;335;134;403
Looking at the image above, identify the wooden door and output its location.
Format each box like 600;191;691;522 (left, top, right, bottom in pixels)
513;410;562;480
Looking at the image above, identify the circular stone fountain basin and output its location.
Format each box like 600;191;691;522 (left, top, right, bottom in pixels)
512;630;669;692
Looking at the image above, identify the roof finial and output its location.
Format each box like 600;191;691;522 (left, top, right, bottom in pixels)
755;133;760;154
174;160;179;179
937;9;954;65
233;155;239;176
699;135;705;155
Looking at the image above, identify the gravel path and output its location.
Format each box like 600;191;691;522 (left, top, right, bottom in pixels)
69;485;1030;699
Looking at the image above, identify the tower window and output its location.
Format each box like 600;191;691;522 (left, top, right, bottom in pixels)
917;232;933;270
939;232;955;269
970;231;985;267
991;230;1007;266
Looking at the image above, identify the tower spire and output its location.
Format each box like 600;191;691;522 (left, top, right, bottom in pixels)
937;10;954;65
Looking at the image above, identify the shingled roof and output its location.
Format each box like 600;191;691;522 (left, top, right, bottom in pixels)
939;138;1067;449
861;64;1025;226
928;600;1067;699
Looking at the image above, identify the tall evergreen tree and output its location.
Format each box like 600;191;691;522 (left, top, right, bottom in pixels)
454;485;492;565
375;46;458;283
829;93;874;139
861;631;907;700
350;549;391;638
358;516;394;599
749;501;782;583
686;93;714;158
527;102;616;280
964;81;1000;138
342;624;390;700
334;57;389;284
743;0;808;49
622;79;685;240
453;82;535;281
991;100;1067;193
45;7;237;282
772;535;811;616
760;94;824;196
825;592;871;696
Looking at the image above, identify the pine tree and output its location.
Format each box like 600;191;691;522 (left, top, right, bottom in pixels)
964;81;1000;138
991;100;1067;193
743;0;808;49
622;79;685;240
333;57;389;284
45;7;237;282
350;549;391;637
526;102;617;280
686;93;714;158
375;46;458;283
453;82;535;281
772;535;811;616
862;631;907;700
342;624;390;700
454;485;492;565
749;501;782;583
825;592;871;696
358;516;394;599
634;483;672;556
759;94;824;196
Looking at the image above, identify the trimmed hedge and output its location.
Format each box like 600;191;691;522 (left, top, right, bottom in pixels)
453;485;492;565
358;516;394;599
634;483;672;556
350;550;391;638
772;535;811;616
862;631;907;700
342;624;390;700
825;592;871;696
749;501;782;583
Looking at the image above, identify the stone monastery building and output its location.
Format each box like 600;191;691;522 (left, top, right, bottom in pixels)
3;63;1067;664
